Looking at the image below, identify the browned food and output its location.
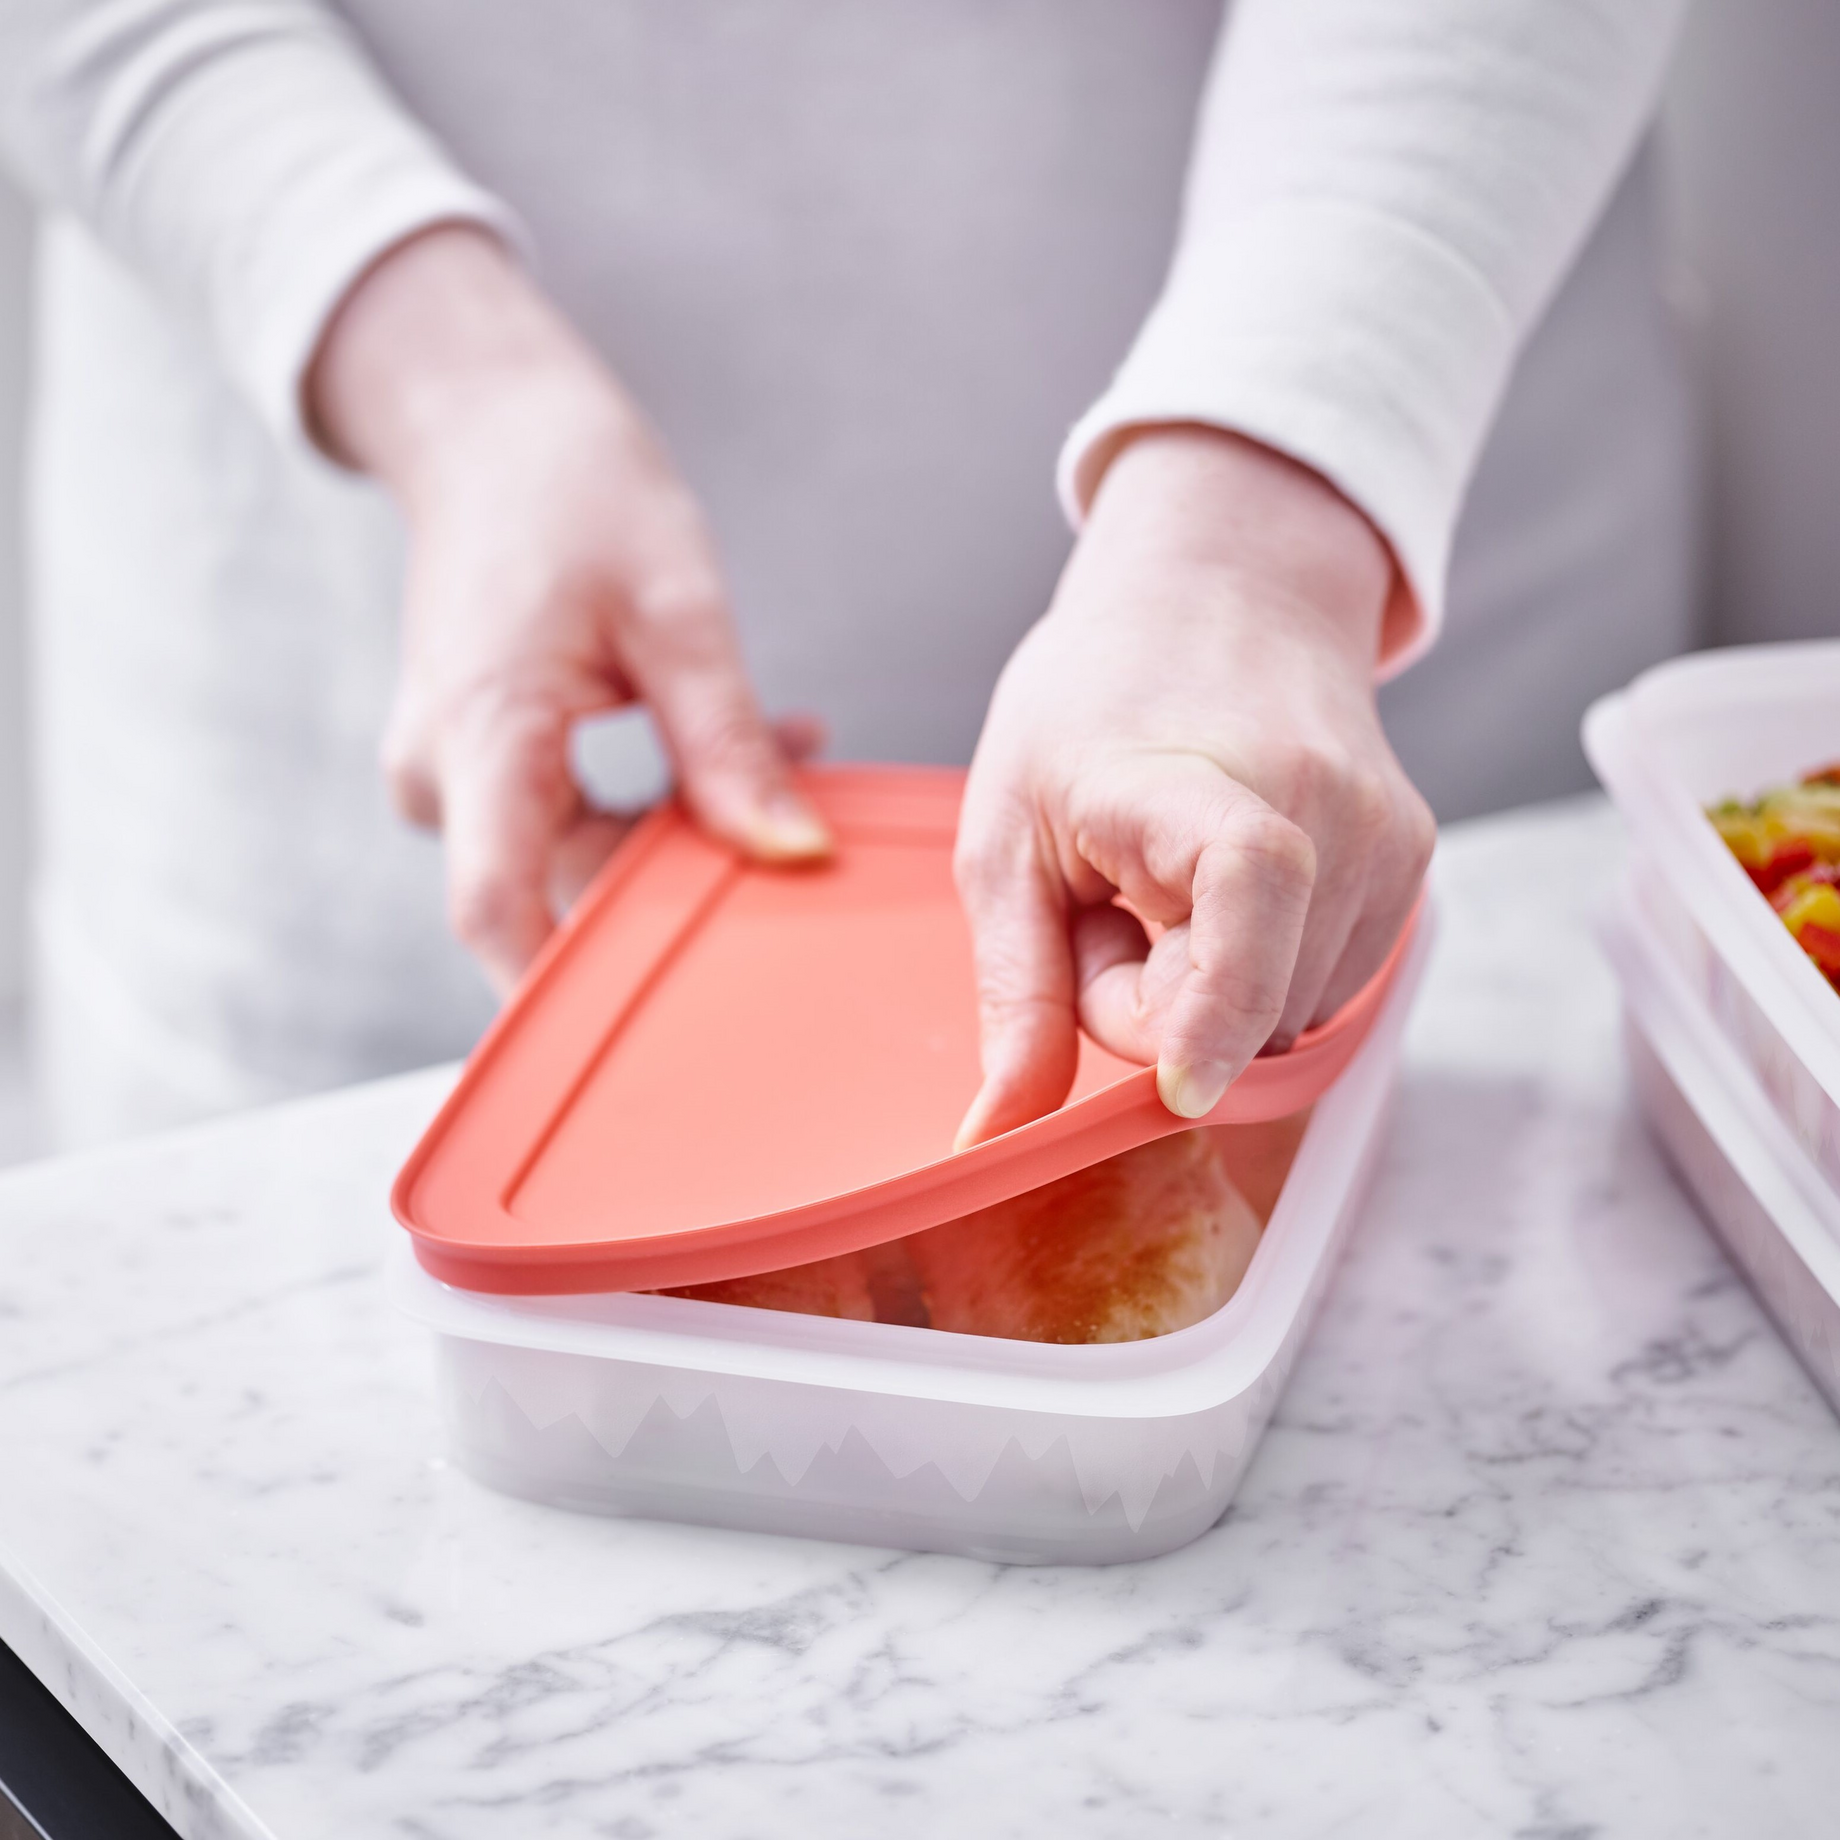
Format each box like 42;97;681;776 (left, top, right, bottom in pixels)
663;1247;877;1320
1206;1110;1312;1227
657;1114;1305;1342
905;1127;1264;1344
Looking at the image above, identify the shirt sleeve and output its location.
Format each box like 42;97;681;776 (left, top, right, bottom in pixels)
1058;0;1689;674
0;0;523;448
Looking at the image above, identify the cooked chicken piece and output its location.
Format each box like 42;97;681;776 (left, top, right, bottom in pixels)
1207;1108;1312;1227
656;1111;1308;1341
662;1247;876;1319
906;1127;1264;1344
857;1236;931;1328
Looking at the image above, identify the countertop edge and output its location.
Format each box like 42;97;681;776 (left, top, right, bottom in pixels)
0;1539;271;1840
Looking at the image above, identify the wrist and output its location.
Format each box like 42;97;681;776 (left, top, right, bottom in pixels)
306;224;613;510
1085;425;1394;668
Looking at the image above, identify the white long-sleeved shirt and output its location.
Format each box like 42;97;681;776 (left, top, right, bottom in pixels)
1067;0;1687;665
4;0;1683;656
0;2;1693;1139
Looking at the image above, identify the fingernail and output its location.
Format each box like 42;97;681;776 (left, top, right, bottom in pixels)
1158;1061;1230;1119
748;795;833;862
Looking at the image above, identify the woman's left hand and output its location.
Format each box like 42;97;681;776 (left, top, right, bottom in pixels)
953;426;1434;1147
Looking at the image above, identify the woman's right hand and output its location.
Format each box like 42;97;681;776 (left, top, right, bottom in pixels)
307;225;828;993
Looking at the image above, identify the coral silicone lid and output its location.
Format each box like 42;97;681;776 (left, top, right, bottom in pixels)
393;765;1421;1294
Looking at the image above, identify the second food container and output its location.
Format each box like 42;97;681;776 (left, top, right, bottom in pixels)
1585;643;1840;1200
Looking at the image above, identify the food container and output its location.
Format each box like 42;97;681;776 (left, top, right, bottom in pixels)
1584;643;1840;1201
1603;901;1840;1418
390;765;1434;1562
391;896;1428;1563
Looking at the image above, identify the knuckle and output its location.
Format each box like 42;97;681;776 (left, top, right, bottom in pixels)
1181;967;1288;1061
1283;739;1358;815
1345;765;1394;847
1282;743;1333;810
380;722;438;826
1284;743;1391;840
453;690;577;793
1216;961;1291;1029
1224;803;1316;893
1401;783;1438;876
671;696;781;790
386;766;437;828
625;564;729;646
975;979;1064;1032
448;873;523;951
691;698;773;766
952;813;1027;908
952;834;1003;904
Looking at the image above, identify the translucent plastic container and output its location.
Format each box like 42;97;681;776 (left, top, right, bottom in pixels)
390;906;1433;1565
1585;644;1840;1201
1603;900;1840;1418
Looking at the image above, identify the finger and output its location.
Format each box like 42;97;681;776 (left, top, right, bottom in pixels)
440;698;580;995
1269;861;1363;1049
1268;761;1395;1045
1154;791;1316;1119
545;716;825;929
547;810;637;917
1304;800;1433;1026
772;711;828;764
1071;903;1154;1060
621;575;831;863
381;700;443;830
1069;903;1155;1061
1073;904;1190;1065
953;823;1080;1150
1063;762;1316;1115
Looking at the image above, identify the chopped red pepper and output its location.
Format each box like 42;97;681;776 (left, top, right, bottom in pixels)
1749;841;1816;896
1709;775;1840;999
1770;861;1840;913
1797;922;1840;988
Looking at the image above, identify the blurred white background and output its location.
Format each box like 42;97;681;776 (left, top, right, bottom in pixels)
0;179;32;1155
0;0;1833;1159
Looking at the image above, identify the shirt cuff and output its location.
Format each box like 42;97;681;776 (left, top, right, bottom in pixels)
51;3;533;457
1057;196;1520;678
236;166;525;455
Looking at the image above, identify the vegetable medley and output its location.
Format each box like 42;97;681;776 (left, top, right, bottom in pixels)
1709;765;1840;990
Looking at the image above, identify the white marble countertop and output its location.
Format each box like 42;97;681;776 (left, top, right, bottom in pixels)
2;796;1838;1840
